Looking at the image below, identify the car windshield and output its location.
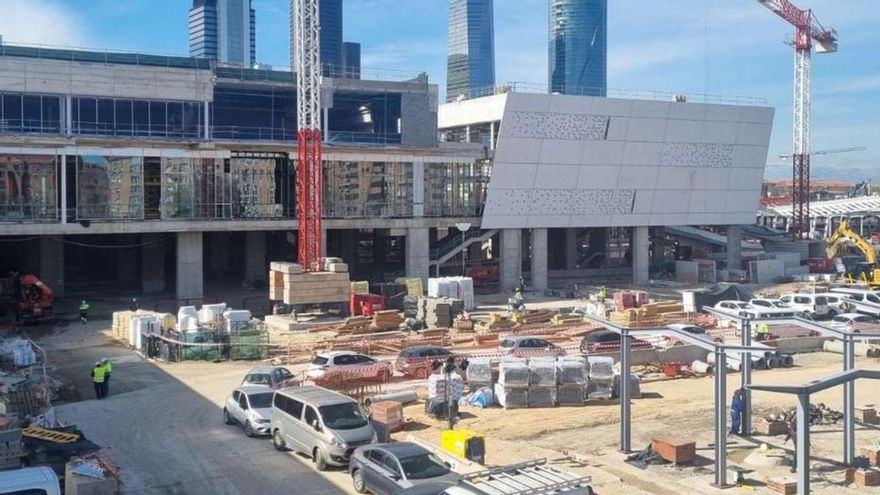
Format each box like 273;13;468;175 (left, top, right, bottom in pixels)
752;301;771;307
500;340;515;348
244;373;271;385
772;302;789;308
248;392;273;408
311;356;329;365
833;316;848;323
399;453;451;480
318;403;369;430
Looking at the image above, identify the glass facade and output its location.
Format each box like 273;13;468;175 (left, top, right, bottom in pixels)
548;0;607;97
76;156;144;220
323;160;413;218
0;154;58;221
0;92;61;135
319;0;343;75
212;85;296;141
71;97;203;139
447;0;495;102
424;161;488;217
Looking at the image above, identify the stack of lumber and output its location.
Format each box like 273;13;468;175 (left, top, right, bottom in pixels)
511;310;554;325
417;297;462;328
477;313;515;332
269;261;351;305
452;312;475;332
336;316;372;335
767;477;797;495
111;310;175;341
609;302;684;328
551;314;583;325
372;310;404;331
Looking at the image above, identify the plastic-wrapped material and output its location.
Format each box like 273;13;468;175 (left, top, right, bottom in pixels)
178;306;197;322
557;357;587;385
612;374;642;399
586;382;613;400
130;315;159;348
427;373;465;400
588;356;614;380
466;358;492;384
223;309;252;322
498;358;529;386
528;358;558;386
198;303;227;324
527;387;556;408
557;385;586;406
178;316;199;332
494;382;528;409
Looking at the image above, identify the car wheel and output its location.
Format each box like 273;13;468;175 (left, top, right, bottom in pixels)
244;421;255;438
272;430;288;451
223;408;233;425
352;468;368;493
314;447;329;471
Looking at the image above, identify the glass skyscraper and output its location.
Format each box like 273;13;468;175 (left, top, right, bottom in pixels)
447;0;495;102
290;0;344;75
189;0;256;65
548;0;607;96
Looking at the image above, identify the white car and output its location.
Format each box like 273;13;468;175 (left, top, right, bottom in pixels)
749;298;790;309
831;313;879;327
307;351;394;382
778;293;830;318
223;386;274;437
815;293;855;316
714;300;799;320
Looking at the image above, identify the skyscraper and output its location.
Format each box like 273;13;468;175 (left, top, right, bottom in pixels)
290;0;344;75
446;0;495;102
548;0;607;96
189;0;256;66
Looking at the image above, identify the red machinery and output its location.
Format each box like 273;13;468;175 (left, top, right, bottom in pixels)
0;274;54;323
349;293;385;317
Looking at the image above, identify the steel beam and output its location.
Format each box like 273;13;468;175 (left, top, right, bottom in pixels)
843;334;855;464
620;329;632;453
741;319;752;435
714;350;728;487
796;393;810;495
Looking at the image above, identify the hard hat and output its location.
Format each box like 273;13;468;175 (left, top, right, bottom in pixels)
81;300;86;304
101;358;109;363
94;361;102;366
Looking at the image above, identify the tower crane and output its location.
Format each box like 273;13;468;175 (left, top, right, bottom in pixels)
755;0;838;239
292;0;323;269
778;146;866;160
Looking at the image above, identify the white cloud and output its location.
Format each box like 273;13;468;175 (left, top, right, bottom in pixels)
0;0;89;47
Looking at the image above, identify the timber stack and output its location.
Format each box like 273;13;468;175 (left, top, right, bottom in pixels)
269;260;351;305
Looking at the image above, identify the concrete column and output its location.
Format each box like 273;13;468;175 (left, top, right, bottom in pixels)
60;154;67;223
531;228;548;291
412;160;425;217
500;229;522;291
244;231;267;284
64;96;73;136
203;102;211;140
176;232;204;300
726;225;743;271
39;237;65;297
565;228;579;270
632;226;649;285
405;228;430;285
142;235;166;294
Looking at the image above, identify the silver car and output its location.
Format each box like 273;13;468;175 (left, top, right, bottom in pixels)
349;442;458;495
271;386;377;470
223;386;274;437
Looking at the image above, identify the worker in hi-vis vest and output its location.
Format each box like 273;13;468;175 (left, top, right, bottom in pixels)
101;358;113;397
90;361;106;399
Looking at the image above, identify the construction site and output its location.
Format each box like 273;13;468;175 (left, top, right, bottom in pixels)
1;0;879;494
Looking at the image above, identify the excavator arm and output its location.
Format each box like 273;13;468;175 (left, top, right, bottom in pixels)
826;219;878;264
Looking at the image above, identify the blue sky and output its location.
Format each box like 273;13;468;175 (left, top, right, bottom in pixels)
1;0;878;176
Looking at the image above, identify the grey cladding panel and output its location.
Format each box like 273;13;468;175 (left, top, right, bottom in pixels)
486;189;635;216
506;111;610;141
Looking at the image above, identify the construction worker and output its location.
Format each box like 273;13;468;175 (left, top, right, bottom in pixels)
90;361;106;399
129;297;139;311
784;415;797;473
79;300;90;324
756;322;770;341
598;286;608;302
101;358;112;397
729;389;744;436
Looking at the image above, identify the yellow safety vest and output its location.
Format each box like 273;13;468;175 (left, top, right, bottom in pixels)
757;324;770;334
92;366;106;383
103;362;112;374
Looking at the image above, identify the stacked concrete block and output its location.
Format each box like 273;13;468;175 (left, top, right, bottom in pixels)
416;297;463;328
527;358;557;408
557;357;587;406
268;261;351;305
496;358;529;409
586;356;614;400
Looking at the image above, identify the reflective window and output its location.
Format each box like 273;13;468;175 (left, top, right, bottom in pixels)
0;154;58;222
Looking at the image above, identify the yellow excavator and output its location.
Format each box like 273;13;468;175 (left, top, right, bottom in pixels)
826;218;880;287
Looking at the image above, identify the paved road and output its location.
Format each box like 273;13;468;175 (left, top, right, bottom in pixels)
47;322;356;495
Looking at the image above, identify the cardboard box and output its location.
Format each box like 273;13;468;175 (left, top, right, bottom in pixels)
756;418;789;436
855;468;880;487
855;406;877;425
651;437;695;464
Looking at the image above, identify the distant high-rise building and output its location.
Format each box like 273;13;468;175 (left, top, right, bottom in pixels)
343;42;361;79
446;0;495;102
189;0;255;66
548;0;607;96
291;0;344;75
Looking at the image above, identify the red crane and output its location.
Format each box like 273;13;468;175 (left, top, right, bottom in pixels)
755;0;838;239
292;0;323;269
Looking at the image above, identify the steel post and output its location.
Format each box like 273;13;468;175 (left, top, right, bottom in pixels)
741;319;752;435
620;330;632;453
796;392;810;495
843;335;855;464
714;350;728;487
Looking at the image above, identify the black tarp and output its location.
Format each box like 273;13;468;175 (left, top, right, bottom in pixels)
692;283;755;309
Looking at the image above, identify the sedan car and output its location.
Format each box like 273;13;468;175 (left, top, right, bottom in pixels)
223;386;274;437
396;346;463;379
241;366;299;390
350;442;458;495
831;313;879;327
308;351;394;382
498;336;566;357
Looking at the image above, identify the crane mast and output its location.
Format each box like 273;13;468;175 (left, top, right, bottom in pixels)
292;0;323;269
756;0;837;239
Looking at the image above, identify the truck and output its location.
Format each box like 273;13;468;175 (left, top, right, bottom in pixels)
399;459;594;495
0;273;54;323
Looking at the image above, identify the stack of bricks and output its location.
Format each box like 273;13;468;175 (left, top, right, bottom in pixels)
767;476;797;495
855;405;878;424
854;468;880;487
861;446;880;467
269;261;351;305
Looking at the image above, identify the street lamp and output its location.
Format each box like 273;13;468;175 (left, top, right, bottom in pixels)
455;223;471;277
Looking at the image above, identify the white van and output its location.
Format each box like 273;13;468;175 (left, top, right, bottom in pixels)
0;467;61;495
271;386;376;471
829;288;880;317
778;294;829;318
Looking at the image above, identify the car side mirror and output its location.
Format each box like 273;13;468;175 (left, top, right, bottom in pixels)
312;419;321;431
390;472;401;481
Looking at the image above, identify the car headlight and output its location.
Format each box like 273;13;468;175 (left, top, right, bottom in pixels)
330;437;345;448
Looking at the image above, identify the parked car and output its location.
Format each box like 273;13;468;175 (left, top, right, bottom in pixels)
242;366;298;390
778;293;829;318
713;300;799;321
815;293;856;316
749;298;790;309
349;442;458;495
831;313;879;327
271;386;377;470
396;346;463;379
579;329;653;353
223;386;274;437
829;288;880;318
498;336;566;357
0;466;61;495
308;351;394;382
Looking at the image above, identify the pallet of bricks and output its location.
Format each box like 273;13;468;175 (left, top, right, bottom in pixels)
609;302;685;328
269;260;350;305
